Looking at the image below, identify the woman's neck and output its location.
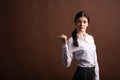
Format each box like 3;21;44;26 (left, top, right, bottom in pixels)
77;31;87;40
77;30;86;35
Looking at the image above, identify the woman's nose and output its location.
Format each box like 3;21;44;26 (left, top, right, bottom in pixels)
80;22;84;26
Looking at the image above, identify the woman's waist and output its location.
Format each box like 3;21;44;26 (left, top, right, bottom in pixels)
77;62;95;68
76;65;95;71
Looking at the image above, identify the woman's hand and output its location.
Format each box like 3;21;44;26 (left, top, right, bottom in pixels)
58;34;67;45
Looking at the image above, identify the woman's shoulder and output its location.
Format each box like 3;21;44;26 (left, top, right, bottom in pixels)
87;33;94;38
86;33;95;41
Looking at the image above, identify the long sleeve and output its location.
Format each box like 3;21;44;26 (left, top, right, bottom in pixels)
92;37;100;80
94;51;100;80
62;38;73;67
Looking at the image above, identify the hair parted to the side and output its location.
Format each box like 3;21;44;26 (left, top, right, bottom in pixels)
72;11;90;47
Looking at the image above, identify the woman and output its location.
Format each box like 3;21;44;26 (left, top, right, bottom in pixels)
58;11;99;80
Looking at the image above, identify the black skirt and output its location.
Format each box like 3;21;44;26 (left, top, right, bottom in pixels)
72;66;95;80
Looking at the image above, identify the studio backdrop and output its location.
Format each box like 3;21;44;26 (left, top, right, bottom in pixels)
0;0;120;80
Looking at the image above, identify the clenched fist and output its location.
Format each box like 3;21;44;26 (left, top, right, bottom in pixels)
58;34;68;45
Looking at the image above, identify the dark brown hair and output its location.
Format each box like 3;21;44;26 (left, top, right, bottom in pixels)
72;11;90;47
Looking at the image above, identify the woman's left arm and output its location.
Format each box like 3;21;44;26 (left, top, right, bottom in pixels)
92;36;100;80
94;52;100;80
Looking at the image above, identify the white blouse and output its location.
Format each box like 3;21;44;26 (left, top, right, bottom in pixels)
62;34;99;80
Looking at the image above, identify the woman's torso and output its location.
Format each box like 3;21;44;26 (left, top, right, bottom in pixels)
69;34;96;67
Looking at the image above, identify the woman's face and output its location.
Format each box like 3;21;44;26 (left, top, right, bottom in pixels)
75;16;89;32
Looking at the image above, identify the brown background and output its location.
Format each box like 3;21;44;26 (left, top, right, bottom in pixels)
0;0;120;80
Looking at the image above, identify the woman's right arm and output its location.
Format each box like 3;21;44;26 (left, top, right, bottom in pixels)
62;43;73;67
58;34;73;67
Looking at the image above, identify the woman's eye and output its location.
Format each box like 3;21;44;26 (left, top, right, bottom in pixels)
83;21;86;23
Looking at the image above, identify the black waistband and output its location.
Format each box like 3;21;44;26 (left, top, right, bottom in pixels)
77;66;95;71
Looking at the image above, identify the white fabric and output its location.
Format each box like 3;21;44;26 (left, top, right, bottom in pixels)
62;34;99;80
